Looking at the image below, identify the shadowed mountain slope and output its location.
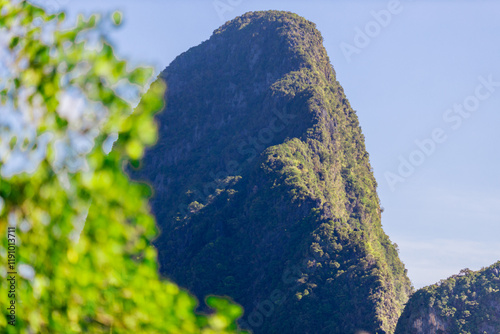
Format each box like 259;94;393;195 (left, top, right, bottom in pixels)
133;11;412;334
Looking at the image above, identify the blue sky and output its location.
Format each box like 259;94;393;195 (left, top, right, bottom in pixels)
43;0;500;288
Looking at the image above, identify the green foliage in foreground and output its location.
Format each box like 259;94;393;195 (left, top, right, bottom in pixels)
0;1;244;333
396;262;500;334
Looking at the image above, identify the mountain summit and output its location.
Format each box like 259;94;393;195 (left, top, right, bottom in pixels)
134;11;412;333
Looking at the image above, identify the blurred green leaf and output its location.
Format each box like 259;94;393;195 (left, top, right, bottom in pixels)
112;11;122;26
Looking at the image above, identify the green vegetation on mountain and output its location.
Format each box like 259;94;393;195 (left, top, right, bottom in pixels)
396;262;500;334
134;11;412;334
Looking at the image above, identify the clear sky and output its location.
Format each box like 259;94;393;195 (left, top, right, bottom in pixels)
42;0;500;289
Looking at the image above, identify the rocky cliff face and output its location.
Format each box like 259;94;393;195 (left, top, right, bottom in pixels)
396;262;500;334
133;11;412;334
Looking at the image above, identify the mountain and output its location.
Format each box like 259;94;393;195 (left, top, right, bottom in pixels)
395;262;500;334
132;11;412;334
